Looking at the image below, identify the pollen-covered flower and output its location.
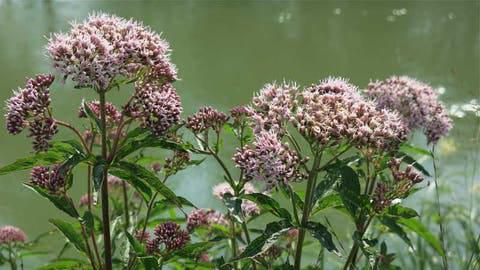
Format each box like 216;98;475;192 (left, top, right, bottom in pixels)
234;130;304;189
153;221;190;251
5;74;56;151
30;165;66;193
124;82;182;136
46;13;177;89
78;101;121;125
250;82;299;134
186;106;228;134
28;117;58;152
0;226;27;245
366;76;452;144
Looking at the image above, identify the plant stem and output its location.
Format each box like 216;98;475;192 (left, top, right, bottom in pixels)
80;225;98;270
55;120;91;154
122;181;130;231
99;91;113;270
431;146;449;270
230;216;239;270
294;151;322;270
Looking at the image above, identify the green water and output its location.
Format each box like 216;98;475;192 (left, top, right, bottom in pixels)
0;0;479;268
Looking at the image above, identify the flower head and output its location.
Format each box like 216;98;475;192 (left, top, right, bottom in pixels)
5;74;56;152
0;226;27;245
79;194;93;207
186;106;228;134
46;13;177;89
366;76;452;144
234;130;304;189
30;165;66;193
153;221;190;251
78;101;121;125
124;82;182;136
250;82;298;134
186;208;228;231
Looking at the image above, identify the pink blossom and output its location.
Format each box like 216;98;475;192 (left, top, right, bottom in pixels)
0;226;27;245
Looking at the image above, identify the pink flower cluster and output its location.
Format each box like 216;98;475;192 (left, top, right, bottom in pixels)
78;101;121;125
388;158;424;184
366;76;452;144
46;13;177;89
186;106;228;134
233;130;304;189
124;82;182;136
295;77;408;149
146;221;190;253
186;208;228;231
0;226;27;245
5;74;57;152
212;182;260;216
250;82;298;134
30;165;66;193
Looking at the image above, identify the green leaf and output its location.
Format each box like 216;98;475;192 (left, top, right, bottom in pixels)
92;158;107;192
243;193;292;221
396;152;431;177
400;143;432;157
312;172;339;204
113;161;180;208
38;259;90;270
0;141;80;175
223;193;243;223
115;134;189;161
109;164;153;203
166;241;216;260
233;220;292;262
25;184;79;218
313;194;343;215
80;211;94;234
126;231;145;255
334;165;361;218
305;221;338;253
397;218;445;256
380;216;412;247
386;205;419;219
81;99;102;133
50;219;86;254
139;256;159;270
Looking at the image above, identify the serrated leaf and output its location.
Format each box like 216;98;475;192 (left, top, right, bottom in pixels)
109;164;153;203
49;219;86;254
305;221;338;252
115;134;189;161
0;141;80;175
126;231;145;255
397;217;444;256
396;152;431;177
92;158;107;192
113;161;180;208
243;193;291;221
232;220;292;262
380;216;412;247
25;184;79;218
334;165;361;218
386;205;419;219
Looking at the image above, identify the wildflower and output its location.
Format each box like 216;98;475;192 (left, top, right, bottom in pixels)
186;106;228;134
230;106;253;123
373;182;391;212
0;226;27;245
79;194;93;207
28;117;58;152
366;76;452;144
30;165;66;193
5;74;56;152
234;130;304;189
241;200;260;216
151;162;162;173
212;182;260;217
212;182;234;199
107;175;124;188
388;158;424;183
250;82;298;134
153;221;190;251
134;230;150;243
124;82;182;136
164;151;190;176
78;101;121;125
46;13;177;89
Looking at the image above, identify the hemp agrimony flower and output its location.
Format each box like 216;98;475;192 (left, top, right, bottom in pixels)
186;106;228;134
366;76;452;144
151;221;190;252
30;165;66;194
46;13;177;89
0;226;27;245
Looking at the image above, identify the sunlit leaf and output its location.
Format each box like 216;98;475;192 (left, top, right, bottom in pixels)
306;221;338;253
397;217;445;256
25;184;79;218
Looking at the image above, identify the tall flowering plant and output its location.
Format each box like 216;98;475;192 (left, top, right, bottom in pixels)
1;13;453;270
